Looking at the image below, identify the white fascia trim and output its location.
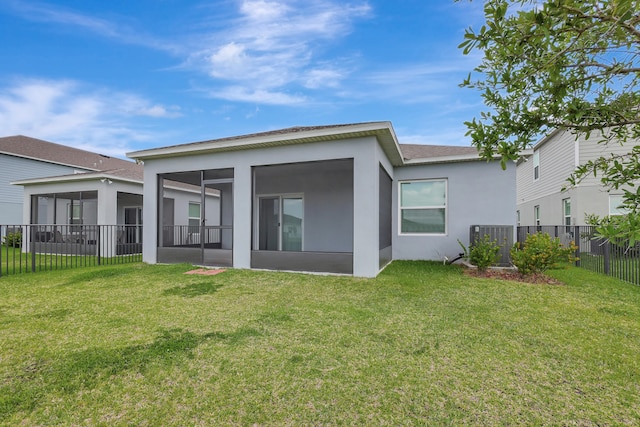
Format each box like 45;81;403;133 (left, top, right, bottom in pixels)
127;122;405;166
402;153;485;165
11;173;141;186
532;128;563;150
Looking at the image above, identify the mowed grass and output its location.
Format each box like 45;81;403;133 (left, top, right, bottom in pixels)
1;261;639;425
1;245;141;276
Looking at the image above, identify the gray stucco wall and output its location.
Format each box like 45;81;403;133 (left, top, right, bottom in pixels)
393;160;516;261
141;136;382;277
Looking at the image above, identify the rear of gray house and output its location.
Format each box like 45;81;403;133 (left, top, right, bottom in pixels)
128;122;515;278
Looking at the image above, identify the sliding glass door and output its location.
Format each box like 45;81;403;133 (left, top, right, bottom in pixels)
258;195;303;251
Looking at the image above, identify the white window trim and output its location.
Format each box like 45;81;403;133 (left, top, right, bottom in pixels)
562;198;571;226
398;179;448;236
533;151;540;181
609;194;628;216
188;201;201;228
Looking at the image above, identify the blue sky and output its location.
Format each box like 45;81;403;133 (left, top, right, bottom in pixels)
0;0;487;158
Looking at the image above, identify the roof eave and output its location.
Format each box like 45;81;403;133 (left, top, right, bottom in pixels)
11;173;142;186
532;128;563;150
402;153;484;165
127;122;406;166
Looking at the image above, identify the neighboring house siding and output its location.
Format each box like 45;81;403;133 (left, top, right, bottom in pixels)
517;130;576;204
517;130;640;225
0;154;87;224
578;130;635;187
393;160;516;261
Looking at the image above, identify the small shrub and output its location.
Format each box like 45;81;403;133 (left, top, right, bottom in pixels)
2;231;22;247
510;233;577;275
459;235;502;272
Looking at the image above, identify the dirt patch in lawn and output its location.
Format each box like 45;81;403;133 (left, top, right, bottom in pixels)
184;268;226;276
463;268;564;285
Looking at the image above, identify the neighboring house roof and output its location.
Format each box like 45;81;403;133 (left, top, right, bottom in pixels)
399;144;479;164
0;135;140;172
1;135;143;187
127;121;481;166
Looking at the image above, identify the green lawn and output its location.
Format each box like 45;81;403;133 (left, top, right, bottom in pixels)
1;262;639;425
1;245;141;276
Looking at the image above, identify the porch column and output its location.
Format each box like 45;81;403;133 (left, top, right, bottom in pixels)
99;184;118;257
98;185;117;225
353;149;379;277
142;169;159;264
233;164;251;269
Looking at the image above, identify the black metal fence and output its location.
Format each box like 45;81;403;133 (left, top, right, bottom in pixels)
0;224;142;277
517;225;640;286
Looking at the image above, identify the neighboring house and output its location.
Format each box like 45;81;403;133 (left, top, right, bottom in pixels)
3;135;218;256
128;121;516;277
516;129;640;226
0;135;141;225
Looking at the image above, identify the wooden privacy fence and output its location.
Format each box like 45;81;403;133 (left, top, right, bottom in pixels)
1;224;142;277
517;225;640;287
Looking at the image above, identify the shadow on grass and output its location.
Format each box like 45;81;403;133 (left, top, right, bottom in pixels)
32;308;73;320
0;326;261;421
162;281;224;298
62;267;133;286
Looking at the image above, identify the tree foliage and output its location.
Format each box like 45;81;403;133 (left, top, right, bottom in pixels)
459;0;640;243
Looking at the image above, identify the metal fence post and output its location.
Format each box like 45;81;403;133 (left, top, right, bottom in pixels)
603;240;611;275
30;225;36;273
574;225;581;267
97;225;101;266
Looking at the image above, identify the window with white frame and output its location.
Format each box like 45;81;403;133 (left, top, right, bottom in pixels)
533;151;540;180
399;179;446;234
609;195;629;215
188;202;200;233
534;205;540;226
562;198;571;226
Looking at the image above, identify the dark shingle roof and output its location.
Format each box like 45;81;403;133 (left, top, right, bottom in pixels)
399;143;478;160
156;123;382;150
0;135;141;173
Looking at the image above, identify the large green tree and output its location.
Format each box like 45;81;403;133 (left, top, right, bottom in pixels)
459;0;640;243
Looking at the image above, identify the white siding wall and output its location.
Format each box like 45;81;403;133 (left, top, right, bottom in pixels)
517;130;575;225
517;130;640;225
518;130;576;204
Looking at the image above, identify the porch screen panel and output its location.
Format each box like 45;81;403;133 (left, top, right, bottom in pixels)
259;197;279;250
379;165;392;249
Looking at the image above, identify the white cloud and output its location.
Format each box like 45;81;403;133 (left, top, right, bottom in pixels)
2;0;179;53
191;0;371;102
303;68;344;89
240;0;290;22
211;86;306;105
0;78;179;157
